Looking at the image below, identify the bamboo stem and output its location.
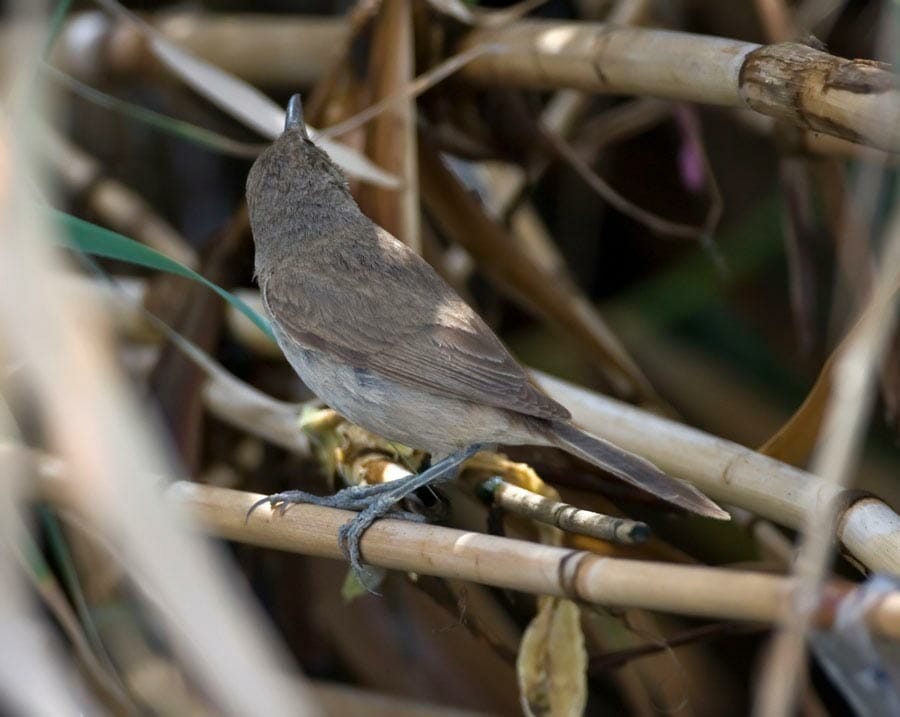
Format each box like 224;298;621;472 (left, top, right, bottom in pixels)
54;11;346;87
459;22;900;151
531;371;900;575
355;0;420;252
171;482;900;638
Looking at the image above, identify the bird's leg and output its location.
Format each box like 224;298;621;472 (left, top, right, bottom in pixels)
336;444;485;574
248;444;484;578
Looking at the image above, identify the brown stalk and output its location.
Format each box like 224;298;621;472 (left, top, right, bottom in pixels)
589;621;766;672
355;0;420;251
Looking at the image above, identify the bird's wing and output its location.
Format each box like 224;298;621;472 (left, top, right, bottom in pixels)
262;228;570;421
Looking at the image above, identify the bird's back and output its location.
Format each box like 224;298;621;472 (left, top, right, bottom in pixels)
261;223;571;423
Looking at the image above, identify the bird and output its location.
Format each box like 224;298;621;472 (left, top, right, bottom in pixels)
246;94;728;576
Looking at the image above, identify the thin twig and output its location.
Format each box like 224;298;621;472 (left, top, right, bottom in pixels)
320;44;501;140
544;124;709;240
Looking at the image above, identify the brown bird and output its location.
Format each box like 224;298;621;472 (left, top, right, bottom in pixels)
247;95;727;575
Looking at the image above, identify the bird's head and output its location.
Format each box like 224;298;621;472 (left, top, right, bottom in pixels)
246;94;357;272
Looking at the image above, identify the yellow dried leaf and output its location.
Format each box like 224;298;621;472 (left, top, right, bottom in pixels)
517;597;587;717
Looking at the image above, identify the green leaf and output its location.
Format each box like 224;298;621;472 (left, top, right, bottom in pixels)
49;208;275;341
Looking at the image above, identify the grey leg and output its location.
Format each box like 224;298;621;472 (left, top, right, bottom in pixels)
248;444;484;579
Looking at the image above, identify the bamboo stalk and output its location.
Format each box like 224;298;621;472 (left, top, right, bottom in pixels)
458;22;900;151
54;11;345;87
531;371;900;575
171;481;900;638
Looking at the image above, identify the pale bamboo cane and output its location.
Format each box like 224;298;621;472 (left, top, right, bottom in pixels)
459;22;900;151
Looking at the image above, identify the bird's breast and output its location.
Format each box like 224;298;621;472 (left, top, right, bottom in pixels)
273;332;532;455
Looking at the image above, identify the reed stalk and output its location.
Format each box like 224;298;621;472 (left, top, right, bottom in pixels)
532;371;900;575
172;481;900;638
459;22;900;151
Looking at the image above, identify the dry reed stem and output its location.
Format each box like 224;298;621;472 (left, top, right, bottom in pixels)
40;125;197;267
459;22;900;151
479;477;649;544
172;481;900;638
54;10;346;87
531;371;900;575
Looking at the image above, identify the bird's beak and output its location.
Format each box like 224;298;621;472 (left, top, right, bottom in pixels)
284;94;310;140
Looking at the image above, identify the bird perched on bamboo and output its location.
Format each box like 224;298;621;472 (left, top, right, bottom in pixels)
246;95;728;576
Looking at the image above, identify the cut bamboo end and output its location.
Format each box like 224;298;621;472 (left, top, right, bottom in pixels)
478;476;650;544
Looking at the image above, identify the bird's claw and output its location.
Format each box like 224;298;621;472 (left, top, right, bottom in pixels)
248;445;482;585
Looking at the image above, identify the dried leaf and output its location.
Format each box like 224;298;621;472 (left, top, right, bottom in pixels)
761;267;900;465
517;597;587;717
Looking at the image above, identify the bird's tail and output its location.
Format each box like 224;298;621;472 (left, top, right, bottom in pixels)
546;421;729;520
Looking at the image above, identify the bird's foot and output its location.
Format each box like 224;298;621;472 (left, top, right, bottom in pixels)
247;444;485;583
